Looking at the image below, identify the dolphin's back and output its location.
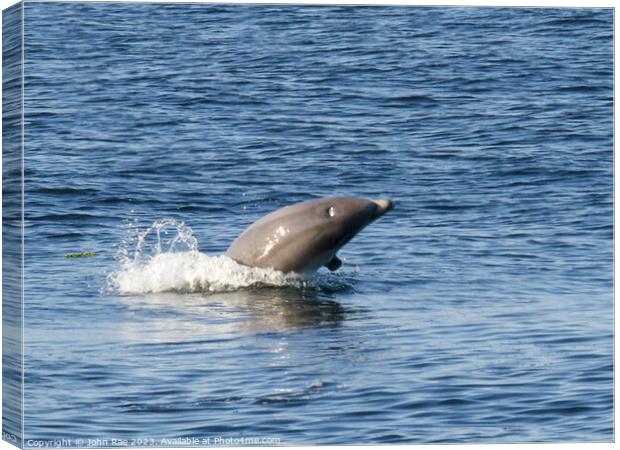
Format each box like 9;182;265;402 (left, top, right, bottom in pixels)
226;200;327;273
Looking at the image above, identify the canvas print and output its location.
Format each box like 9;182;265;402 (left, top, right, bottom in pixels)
2;1;613;447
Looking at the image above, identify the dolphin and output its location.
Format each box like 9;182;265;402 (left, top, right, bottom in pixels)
225;197;394;274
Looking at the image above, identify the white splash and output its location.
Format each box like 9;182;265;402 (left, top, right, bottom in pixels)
107;218;304;295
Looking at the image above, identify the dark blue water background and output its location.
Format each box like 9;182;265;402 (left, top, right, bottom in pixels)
19;2;612;444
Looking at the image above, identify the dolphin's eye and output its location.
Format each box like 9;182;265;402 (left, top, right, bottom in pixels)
327;206;335;217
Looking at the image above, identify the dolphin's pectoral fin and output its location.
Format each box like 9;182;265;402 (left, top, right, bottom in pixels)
325;256;342;271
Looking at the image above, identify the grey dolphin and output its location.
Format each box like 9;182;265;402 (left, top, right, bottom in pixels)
226;196;394;274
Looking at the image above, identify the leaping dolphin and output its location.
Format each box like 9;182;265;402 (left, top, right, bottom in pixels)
226;196;394;274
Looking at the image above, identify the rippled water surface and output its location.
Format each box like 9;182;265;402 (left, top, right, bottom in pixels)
20;3;612;445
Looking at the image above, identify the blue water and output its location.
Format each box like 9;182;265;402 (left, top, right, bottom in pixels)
18;2;612;445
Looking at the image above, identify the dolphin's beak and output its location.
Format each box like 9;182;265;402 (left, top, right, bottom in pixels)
372;199;394;218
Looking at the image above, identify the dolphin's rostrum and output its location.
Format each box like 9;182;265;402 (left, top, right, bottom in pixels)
226;197;394;274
